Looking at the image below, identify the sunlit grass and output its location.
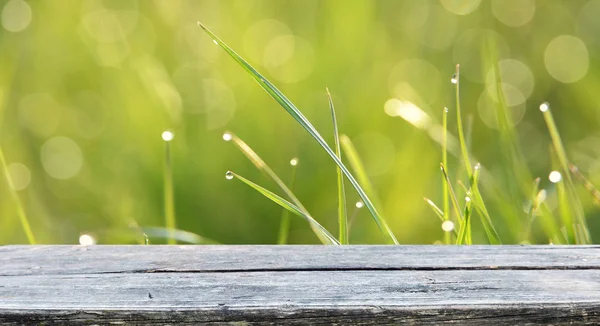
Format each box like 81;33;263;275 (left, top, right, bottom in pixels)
162;130;176;245
277;158;298;244
226;171;339;244
541;103;591;244
199;21;398;244
197;21;600;246
0;146;35;244
327;88;348;244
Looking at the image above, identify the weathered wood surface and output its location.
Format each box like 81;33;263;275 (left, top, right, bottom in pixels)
1;245;599;325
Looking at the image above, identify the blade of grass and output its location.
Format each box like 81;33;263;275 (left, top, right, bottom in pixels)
223;132;337;244
456;199;472;245
277;158;298;244
538;199;564;244
525;177;541;241
556;176;575;244
541;103;591;243
224;131;308;211
162;131;176;244
569;163;600;207
442;107;450;244
453;66;502;244
440;163;462;222
0;146;36;244
199;22;397;244
424;197;458;237
227;171;339;245
468;164;501;244
327;88;348;244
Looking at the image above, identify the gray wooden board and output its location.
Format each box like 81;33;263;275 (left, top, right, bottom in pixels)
1;245;600;325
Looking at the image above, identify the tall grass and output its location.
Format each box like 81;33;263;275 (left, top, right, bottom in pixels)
162;131;176;244
0;146;36;244
277;158;298;244
198;22;398;245
198;22;598;245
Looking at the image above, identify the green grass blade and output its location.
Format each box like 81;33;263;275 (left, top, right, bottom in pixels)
440;163;462;222
442;107;450;244
0;146;36;244
227;171;339;245
224;131;308;212
327;88;348;244
456;199;472;245
424;197;458;237
569;164;600;207
525;177;541;241
541;103;591;243
468;164;501;244
199;22;397;244
339;135;376;200
224;132;337;244
162;132;176;244
277;158;298;244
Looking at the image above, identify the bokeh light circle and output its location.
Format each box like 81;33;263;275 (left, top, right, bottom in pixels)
41;137;84;180
485;59;534;102
440;0;482;15
477;90;526;129
402;3;458;51
7;163;31;190
244;19;292;64
263;35;315;83
544;35;589;83
1;0;31;32
491;0;536;27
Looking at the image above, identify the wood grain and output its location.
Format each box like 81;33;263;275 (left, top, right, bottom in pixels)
1;245;599;325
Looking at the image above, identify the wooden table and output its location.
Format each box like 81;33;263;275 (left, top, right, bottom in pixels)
1;245;599;325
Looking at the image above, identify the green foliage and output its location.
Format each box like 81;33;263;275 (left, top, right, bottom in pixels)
1;1;599;245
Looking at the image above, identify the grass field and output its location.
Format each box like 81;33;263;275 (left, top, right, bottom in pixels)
1;0;600;244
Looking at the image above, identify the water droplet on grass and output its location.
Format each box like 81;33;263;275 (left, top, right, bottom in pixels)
549;171;562;183
355;201;364;208
451;74;458;84
539;102;549;112
290;157;298;166
79;234;96;246
442;220;454;232
222;132;232;141
225;171;234;180
162;131;174;142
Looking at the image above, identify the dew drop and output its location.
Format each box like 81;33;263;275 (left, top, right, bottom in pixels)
451;74;458;84
465;196;471;202
444;107;449;113
355;201;364;208
539;102;549;112
225;171;234;180
474;163;481;170
290;157;298;166
222;132;232;142
549;171;562;183
442;220;455;232
79;234;96;246
213;39;218;45
162;131;174;142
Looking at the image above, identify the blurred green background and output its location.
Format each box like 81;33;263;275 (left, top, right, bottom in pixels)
1;0;600;244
